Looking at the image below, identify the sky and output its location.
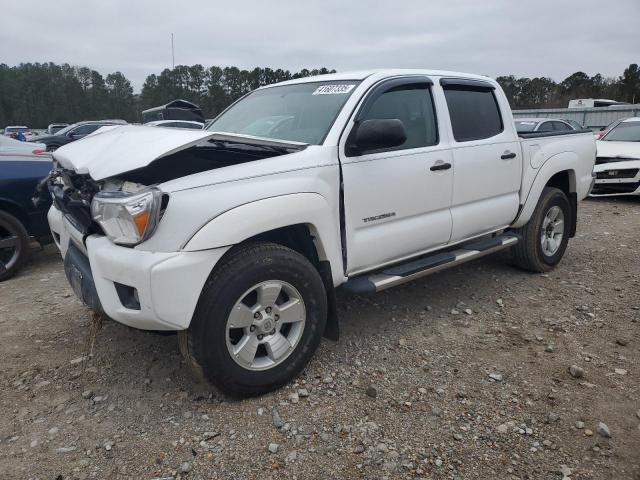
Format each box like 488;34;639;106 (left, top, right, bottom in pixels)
2;0;639;91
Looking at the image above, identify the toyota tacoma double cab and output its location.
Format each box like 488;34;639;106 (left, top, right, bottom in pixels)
46;70;596;396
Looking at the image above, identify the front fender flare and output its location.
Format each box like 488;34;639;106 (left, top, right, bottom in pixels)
182;193;344;285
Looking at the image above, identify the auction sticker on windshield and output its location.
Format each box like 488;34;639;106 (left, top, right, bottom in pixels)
312;84;356;95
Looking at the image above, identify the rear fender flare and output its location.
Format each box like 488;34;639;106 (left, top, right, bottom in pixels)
512;153;577;229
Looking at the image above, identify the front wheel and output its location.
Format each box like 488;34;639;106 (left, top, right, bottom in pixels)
511;187;571;273
179;242;327;396
0;210;30;282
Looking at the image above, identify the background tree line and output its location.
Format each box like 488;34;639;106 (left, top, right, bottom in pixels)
0;63;335;127
1;62;639;127
497;64;639;109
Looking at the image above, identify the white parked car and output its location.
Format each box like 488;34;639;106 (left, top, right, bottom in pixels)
591;117;640;197
0;134;46;154
46;69;596;395
3;125;36;140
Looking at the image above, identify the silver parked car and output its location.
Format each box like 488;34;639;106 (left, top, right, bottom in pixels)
515;118;576;134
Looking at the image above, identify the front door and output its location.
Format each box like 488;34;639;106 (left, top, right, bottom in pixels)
340;78;454;275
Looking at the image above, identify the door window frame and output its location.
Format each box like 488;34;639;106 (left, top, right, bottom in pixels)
440;78;504;143
343;76;440;158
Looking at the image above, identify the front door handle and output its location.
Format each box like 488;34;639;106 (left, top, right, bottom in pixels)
430;161;452;171
501;151;517;160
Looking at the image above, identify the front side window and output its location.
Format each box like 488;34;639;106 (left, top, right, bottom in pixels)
515;121;537;133
443;86;503;142
358;84;438;151
73;124;101;136
208;80;360;145
602;121;640;142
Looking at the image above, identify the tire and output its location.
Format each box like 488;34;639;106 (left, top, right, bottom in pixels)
46;144;59;152
179;242;327;396
511;187;571;273
0;210;30;282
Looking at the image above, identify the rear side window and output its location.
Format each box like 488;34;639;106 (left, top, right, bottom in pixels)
552;121;571;131
443;86;503;142
360;84;438;150
538;122;554;133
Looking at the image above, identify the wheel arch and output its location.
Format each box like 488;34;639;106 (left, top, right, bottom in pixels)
513;153;578;231
184;194;344;340
230;224;339;340
0;198;30;232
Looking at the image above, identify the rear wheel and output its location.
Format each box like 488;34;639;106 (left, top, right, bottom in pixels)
179;242;327;396
511;187;571;272
0;211;30;282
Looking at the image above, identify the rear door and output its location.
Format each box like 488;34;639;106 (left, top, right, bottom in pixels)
441;79;521;242
340;77;454;274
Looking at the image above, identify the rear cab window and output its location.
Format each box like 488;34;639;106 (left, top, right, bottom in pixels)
441;79;503;142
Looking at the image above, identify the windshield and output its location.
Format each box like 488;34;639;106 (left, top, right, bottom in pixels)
207;80;361;144
514;121;538;132
6;127;30;133
602;121;640;142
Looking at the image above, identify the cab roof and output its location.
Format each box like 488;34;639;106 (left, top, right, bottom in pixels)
267;69;496;87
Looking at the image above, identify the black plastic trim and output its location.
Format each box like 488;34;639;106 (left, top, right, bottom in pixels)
519;129;592;139
340;276;377;295
318;261;339;341
463;237;504;251
114;282;141;310
63;244;103;313
383;252;456;277
354;77;433;122
439;78;495;90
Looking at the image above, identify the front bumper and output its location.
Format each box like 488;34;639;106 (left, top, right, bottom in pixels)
49;206;229;330
590;160;640;197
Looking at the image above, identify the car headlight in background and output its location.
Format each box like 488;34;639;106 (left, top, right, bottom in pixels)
91;188;166;246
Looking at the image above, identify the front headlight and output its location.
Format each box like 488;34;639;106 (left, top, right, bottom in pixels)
91;187;165;246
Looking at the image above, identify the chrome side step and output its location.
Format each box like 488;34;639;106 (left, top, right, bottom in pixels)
342;233;519;294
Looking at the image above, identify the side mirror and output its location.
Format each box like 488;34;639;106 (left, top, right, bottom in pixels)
68;133;83;140
347;118;407;155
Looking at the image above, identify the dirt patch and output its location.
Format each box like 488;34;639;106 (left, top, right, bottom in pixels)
0;198;639;479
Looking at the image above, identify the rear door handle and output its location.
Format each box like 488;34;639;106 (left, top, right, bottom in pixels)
430;162;452;171
501;152;517;160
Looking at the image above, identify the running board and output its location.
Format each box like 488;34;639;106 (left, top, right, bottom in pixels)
342;233;519;294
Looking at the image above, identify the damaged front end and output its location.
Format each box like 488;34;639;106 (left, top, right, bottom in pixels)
46;125;307;246
48;164;165;246
48;166;102;235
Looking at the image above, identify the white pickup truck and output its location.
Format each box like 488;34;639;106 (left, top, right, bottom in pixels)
47;70;596;395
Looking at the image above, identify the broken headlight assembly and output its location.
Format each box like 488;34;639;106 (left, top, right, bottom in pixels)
91;188;166;246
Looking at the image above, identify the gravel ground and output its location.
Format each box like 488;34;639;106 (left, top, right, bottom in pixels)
0;198;638;480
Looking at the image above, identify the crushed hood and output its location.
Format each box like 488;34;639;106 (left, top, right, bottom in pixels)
596;140;640;160
52;124;307;180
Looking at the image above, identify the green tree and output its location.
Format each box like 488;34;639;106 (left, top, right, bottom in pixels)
619;64;640;103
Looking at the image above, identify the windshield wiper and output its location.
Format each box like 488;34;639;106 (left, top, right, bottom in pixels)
209;139;295;154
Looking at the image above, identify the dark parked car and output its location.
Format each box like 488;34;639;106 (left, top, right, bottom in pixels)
46;123;69;134
0;138;53;281
142;99;205;124
31;119;127;152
